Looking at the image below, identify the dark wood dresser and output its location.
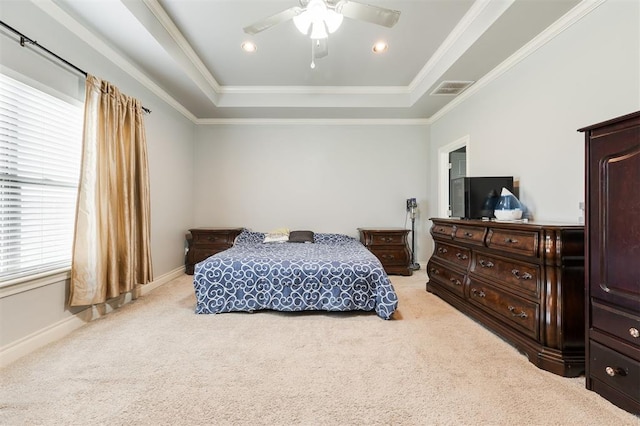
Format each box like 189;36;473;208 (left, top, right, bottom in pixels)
426;218;585;376
579;111;640;414
358;228;412;276
185;228;244;275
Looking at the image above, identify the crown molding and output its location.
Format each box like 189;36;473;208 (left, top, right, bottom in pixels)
33;0;197;122
429;0;608;123
34;0;604;125
197;118;430;126
407;0;514;103
127;0;221;104
141;0;221;92
219;85;410;95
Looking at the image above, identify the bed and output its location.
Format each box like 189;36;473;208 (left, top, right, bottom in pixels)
192;230;398;319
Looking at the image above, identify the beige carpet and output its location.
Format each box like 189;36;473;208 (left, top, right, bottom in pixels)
1;270;637;425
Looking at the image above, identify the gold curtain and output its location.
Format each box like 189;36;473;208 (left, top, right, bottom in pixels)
70;75;153;306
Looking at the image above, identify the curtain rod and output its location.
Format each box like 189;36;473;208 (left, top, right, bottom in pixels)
0;20;152;115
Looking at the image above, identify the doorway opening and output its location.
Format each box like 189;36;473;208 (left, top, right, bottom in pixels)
438;136;468;217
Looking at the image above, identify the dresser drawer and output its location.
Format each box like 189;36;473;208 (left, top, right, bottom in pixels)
427;260;466;298
433;242;471;270
592;301;640;348
468;278;539;339
454;225;486;246
590;340;640;402
486;228;539;257
471;253;540;299
431;223;455;239
374;248;410;266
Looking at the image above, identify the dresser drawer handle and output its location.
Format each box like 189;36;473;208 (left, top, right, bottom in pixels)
437;227;445;232
207;236;221;241
438;247;448;254
456;253;468;260
504;238;519;244
605;366;626;377
508;305;528;319
471;288;486;298
464;232;474;238
479;260;494;268
511;269;532;280
630;327;640;338
380;254;395;260
429;268;440;276
449;278;462;286
381;237;394;243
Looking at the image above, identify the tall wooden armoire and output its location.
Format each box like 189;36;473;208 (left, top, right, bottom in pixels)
579;111;640;415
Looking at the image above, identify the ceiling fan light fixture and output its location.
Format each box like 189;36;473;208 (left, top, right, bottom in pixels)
309;21;329;39
293;12;311;34
307;0;328;20
294;0;343;38
325;10;343;33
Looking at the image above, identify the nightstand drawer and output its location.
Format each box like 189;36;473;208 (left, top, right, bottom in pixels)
374;248;410;266
192;247;228;265
369;232;406;245
192;231;238;246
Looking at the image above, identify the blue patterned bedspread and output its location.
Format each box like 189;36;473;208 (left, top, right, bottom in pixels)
193;231;398;319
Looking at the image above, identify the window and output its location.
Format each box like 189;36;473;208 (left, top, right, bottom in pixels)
0;72;83;283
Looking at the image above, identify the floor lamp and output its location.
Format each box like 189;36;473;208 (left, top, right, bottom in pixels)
406;198;420;270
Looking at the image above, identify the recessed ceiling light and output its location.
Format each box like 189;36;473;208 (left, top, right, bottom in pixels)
241;41;257;53
372;41;388;53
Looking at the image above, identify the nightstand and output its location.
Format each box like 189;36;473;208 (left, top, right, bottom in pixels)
185;227;244;274
358;228;412;276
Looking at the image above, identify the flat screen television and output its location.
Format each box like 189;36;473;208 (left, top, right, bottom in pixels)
450;176;514;219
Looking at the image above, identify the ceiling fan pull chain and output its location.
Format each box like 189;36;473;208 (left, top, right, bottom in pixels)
310;41;316;69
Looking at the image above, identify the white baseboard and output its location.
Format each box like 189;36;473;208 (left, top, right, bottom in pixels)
0;266;186;368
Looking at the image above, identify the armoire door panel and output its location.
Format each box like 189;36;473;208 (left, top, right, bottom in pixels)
589;128;640;310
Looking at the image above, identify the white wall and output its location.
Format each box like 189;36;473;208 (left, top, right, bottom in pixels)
194;123;430;261
427;0;640;226
0;1;195;361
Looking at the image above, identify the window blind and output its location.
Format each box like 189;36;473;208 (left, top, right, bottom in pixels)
0;72;83;282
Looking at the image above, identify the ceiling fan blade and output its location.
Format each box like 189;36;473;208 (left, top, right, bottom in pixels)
313;39;329;59
243;7;302;35
336;1;401;28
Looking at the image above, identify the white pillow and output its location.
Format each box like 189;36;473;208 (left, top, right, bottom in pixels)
263;228;289;243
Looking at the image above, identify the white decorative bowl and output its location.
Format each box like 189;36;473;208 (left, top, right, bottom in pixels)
494;209;523;221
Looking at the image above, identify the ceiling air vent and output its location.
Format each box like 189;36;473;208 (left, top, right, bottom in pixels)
430;80;475;96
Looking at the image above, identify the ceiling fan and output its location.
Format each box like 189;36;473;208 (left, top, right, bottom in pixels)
243;0;401;68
